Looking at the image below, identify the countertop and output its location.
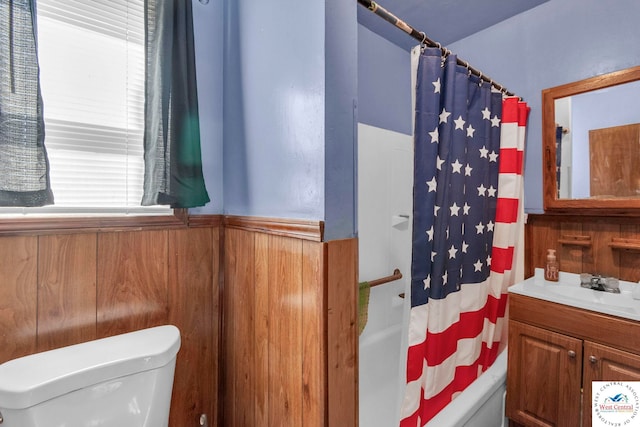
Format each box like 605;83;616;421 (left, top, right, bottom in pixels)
508;269;640;322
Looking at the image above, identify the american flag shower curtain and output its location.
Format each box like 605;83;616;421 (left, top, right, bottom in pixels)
400;47;529;426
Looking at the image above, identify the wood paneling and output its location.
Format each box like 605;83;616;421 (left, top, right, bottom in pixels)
222;224;357;427
302;240;326;427
526;214;640;281
0;224;221;427
97;230;169;337
37;234;97;351
327;238;358;427
268;235;304;426
168;227;219;426
0;236;38;362
223;228;257;426
0;214;357;427
254;233;269;426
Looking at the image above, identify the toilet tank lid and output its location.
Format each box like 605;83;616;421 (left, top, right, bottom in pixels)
0;325;181;410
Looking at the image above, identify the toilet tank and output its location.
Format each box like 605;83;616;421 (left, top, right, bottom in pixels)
0;325;181;427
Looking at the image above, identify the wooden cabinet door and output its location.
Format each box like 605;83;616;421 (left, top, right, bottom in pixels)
507;320;583;427
582;341;640;427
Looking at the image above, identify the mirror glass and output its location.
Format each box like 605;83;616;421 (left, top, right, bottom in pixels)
542;66;640;213
555;80;640;199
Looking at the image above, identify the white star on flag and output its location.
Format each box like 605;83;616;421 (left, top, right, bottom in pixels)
466;125;475;137
426;226;434;241
479;146;489;158
451;159;463;173
491;115;501;127
448;245;458;259
433;78;441;93
427;177;437;192
454;116;466;130
429;127;439;143
439;108;451;123
423;275;431;290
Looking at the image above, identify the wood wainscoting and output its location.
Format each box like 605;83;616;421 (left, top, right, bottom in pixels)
526;213;640;281
0;214;358;427
222;217;358;427
0;221;221;427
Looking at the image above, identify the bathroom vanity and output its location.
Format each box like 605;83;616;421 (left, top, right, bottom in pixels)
506;270;640;427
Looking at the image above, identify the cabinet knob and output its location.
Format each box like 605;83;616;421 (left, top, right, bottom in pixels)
568;350;576;358
589;355;598;364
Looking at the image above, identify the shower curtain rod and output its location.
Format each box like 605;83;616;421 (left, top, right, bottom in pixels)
357;0;516;97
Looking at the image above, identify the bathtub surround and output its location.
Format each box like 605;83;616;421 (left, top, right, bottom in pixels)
357;123;413;426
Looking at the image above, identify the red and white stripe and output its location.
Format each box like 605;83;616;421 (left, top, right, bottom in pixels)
400;97;528;426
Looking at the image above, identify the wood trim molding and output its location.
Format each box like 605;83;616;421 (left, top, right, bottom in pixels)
223;215;324;242
188;214;224;228
0;209;190;236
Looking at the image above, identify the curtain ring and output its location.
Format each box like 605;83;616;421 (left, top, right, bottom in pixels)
419;32;428;52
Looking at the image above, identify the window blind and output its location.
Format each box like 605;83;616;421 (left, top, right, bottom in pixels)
0;0;170;216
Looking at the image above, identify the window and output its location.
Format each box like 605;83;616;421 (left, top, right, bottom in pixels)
1;0;170;217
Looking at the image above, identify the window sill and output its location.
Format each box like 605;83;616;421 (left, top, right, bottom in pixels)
0;209;191;236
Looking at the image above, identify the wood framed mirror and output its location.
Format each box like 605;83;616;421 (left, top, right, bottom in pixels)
542;65;640;214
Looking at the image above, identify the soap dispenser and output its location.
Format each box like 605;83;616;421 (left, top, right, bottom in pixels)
545;249;559;282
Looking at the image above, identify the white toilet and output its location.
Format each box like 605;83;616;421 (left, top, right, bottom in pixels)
0;324;181;427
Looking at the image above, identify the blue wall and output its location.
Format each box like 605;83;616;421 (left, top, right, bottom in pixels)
190;0;224;215
358;25;412;136
193;0;640;232
357;0;640;214
219;0;357;240
448;0;640;213
324;0;358;240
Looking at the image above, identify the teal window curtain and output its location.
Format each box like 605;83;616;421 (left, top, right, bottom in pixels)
142;0;210;208
0;0;53;207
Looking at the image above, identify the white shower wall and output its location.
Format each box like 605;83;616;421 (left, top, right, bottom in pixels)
358;123;413;427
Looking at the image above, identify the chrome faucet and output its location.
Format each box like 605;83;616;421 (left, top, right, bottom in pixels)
580;274;620;293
